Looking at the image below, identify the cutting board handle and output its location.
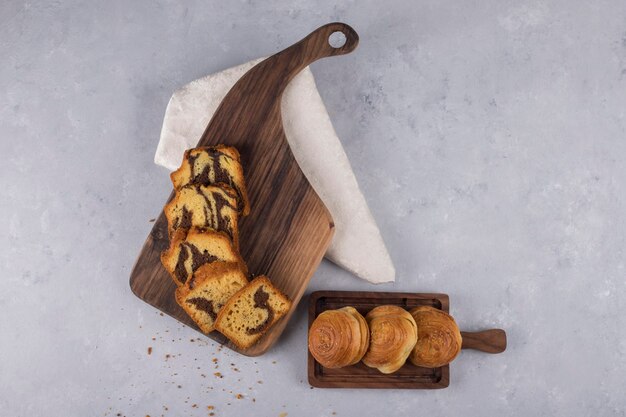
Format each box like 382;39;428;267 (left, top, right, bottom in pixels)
295;22;359;59
271;21;359;89
460;329;507;353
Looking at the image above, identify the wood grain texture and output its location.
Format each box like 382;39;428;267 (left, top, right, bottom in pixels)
308;291;507;389
461;329;507;353
129;23;359;356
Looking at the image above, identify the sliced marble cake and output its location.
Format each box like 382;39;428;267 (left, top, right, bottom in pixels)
175;261;248;333
164;184;240;248
160;227;247;287
214;276;292;349
170;145;250;216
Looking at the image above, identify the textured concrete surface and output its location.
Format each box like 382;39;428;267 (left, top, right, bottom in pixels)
2;1;626;416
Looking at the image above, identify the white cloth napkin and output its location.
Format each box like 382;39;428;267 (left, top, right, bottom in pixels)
155;58;395;284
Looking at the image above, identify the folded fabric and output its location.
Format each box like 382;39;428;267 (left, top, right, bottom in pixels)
155;58;395;284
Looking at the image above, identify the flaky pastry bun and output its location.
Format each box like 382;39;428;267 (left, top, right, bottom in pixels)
408;306;462;368
362;305;417;374
308;306;370;368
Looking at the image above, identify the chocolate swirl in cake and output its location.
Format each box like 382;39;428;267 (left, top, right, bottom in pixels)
246;286;275;335
174;206;193;230
197;185;237;240
173;243;189;283
209;188;237;239
173;243;218;286
186;297;217;321
188;150;232;185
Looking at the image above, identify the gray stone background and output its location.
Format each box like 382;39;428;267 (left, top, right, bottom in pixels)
1;0;625;416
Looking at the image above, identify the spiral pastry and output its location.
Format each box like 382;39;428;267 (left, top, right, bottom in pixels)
362;305;418;374
408;306;462;368
308;307;370;368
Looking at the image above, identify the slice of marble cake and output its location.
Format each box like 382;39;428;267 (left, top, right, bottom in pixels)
160;228;247;287
174;261;248;333
164;184;239;249
170;145;250;216
214;276;292;349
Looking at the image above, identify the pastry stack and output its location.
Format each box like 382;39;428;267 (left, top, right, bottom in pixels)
309;305;462;373
160;146;292;349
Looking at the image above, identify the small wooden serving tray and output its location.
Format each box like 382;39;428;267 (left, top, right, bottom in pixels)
308;291;506;389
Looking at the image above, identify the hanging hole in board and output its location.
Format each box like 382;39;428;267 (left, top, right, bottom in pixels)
328;31;347;48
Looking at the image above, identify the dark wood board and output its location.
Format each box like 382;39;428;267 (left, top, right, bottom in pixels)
308;291;506;389
129;23;359;356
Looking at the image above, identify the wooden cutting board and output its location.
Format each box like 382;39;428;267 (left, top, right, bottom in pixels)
129;23;359;356
308;291;507;389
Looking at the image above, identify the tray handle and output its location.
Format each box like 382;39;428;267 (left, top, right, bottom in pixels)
460;329;507;354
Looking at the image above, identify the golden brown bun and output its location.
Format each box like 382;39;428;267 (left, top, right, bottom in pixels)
308;307;370;368
341;307;370;363
408;306;462;368
362;305;417;374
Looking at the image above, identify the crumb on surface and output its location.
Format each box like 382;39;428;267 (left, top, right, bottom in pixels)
147;347;152;355
214;372;223;378
207;406;214;410
236;394;243;399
